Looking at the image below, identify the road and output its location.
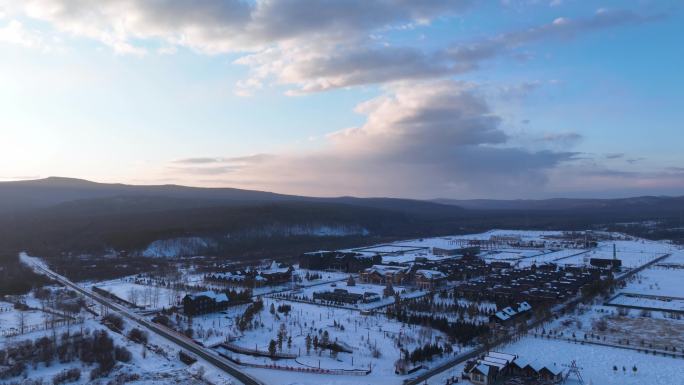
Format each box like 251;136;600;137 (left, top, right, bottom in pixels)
25;259;264;385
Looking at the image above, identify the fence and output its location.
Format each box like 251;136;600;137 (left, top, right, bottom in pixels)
218;351;370;375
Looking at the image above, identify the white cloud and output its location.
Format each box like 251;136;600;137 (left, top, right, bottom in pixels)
0;19;45;48
4;1;663;94
169;81;578;198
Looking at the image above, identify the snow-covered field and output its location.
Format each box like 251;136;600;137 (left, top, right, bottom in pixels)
430;334;684;385
0;312;223;385
621;266;684;298
608;293;684;313
556;240;675;269
502;336;682;385
186;297;466;385
90;279;182;309
0;305;47;338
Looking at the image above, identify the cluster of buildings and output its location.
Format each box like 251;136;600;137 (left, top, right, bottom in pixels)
204;261;294;288
359;264;448;290
464;351;564;385
455;264;602;306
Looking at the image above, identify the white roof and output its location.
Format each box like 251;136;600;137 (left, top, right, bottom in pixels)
367;265;409;275
261;261;290;274
487;351;517;363
480;359;506;369
502;307;517;316
494;311;511;321
512;357;532;368
470;364;495;376
189;290;229;303
517;301;532;312
416;269;446;279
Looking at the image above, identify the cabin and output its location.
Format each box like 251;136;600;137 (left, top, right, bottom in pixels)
183;291;229;315
469;364;497;385
465;352;517;384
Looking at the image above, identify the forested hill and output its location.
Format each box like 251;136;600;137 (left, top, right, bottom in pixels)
0;177;681;268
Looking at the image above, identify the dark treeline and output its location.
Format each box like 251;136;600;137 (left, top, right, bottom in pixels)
5;195;681;261
237;299;264;331
0;190;681;294
409;342;449;363
0;254;50;296
387;308;490;344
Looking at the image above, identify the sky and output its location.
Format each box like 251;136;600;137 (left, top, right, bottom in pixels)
0;0;682;199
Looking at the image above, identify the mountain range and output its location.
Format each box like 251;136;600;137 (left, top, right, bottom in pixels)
0;177;681;261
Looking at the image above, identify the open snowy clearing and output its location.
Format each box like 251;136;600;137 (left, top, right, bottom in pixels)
89;280;182;309
621;265;684;298
500;336;684;385
185;297;467;385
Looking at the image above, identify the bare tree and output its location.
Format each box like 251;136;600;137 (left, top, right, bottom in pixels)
17;311;26;335
128;288;139;306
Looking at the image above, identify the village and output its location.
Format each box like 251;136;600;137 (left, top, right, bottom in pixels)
2;230;683;385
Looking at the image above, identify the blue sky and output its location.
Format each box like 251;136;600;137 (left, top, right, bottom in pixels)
0;0;682;198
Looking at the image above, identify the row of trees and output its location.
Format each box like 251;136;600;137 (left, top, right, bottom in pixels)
237;299;264;331
407;296;495;320
408;342;448;363
387;308;490;344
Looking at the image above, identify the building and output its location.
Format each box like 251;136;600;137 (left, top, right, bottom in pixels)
360;264;410;285
490;302;532;325
257;261;294;286
590;258;622;269
183;291;229;315
414;269;447;290
465;352;517;385
204;261;294;288
312;288;380;304
508;357;563;382
465;352;563;384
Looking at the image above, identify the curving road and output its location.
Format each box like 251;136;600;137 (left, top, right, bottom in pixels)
26;260;264;385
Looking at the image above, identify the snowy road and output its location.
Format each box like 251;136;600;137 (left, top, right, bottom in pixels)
22;256;264;385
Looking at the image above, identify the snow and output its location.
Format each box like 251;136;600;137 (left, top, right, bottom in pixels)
143;236;216;258
415;270;446;280
607;293;684;313
189;290;230;303
186;297;467;385
621;265;684;298
89;280;181;309
12;230;684;385
1;312;211;385
499;336;684;385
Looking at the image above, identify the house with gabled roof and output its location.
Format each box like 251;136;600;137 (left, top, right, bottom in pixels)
183;290;229;315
